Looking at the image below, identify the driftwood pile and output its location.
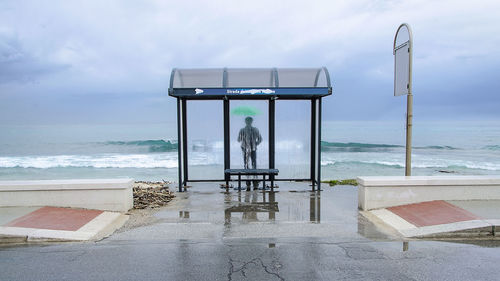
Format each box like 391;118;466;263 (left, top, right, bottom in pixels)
133;181;175;209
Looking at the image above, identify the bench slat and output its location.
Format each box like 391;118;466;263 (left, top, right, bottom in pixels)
225;169;279;175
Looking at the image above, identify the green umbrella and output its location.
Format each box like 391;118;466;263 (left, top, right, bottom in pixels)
231;106;260;116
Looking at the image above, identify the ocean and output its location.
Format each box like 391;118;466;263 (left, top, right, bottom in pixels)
0;120;499;182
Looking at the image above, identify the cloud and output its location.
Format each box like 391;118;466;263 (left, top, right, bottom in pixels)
0;33;68;84
0;0;499;124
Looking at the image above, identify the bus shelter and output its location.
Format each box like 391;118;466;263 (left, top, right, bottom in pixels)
169;67;332;192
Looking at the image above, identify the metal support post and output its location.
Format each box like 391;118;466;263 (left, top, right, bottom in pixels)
182;99;188;184
405;93;413;176
269;99;275;190
310;99;317;190
223;98;230;186
176;98;183;192
317;98;322;191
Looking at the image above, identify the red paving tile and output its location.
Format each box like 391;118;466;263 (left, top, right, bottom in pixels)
5;206;103;231
388;200;480;227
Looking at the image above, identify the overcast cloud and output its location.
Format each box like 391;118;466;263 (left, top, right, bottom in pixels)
0;0;499;125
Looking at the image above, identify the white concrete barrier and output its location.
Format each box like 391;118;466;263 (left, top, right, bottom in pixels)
357;176;500;211
0;179;134;212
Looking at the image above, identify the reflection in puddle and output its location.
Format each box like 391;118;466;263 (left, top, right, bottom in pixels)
223;190;323;225
179;211;190;219
403;241;409;251
224;191;278;224
310;192;320;223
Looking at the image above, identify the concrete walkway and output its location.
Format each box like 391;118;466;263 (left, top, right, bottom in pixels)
365;200;500;238
0;206;128;242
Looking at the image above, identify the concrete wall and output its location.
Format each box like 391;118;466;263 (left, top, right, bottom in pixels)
357;176;500;211
0;179;134;212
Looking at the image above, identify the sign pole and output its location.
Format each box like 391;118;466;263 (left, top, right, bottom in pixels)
405;23;413;177
406;92;412;176
394;23;413;176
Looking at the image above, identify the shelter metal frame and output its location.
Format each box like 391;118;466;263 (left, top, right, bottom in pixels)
169;67;332;192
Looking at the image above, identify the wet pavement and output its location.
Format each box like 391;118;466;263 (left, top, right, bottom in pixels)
1;183;500;280
110;182;396;242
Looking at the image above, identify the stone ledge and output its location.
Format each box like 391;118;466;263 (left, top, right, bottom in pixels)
0;179;134;212
357;175;500;186
357;176;500;211
0;179;133;191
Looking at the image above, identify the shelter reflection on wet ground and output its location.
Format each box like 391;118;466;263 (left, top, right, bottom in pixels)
223;191;278;224
153;181;395;241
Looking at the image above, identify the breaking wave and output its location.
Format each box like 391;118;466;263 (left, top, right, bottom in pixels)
1;154;498;171
320;159;500;171
0;139;495;171
414;145;458;150
320;141;402;152
0;153;221;169
100;139;461;154
105;140;177;152
484;145;500;151
0;154;178;169
320;141;460;152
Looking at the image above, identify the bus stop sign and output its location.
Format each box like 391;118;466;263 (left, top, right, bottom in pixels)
393;23;414;176
394;23;413;96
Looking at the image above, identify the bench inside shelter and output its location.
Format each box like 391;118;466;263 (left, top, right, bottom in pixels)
225;169;279;191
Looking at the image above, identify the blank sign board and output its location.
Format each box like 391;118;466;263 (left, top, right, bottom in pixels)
394;41;410;96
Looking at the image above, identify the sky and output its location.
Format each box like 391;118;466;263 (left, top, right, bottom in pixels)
0;0;499;125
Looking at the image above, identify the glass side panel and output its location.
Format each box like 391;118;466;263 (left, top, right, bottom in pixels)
186;100;224;180
275;100;311;179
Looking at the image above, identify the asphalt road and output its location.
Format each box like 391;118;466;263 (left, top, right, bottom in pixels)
1;238;500;281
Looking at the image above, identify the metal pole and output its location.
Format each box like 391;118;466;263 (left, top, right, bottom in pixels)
405;93;413;176
406;23;413;177
176;98;183;192
310;99;316;190
223;98;230;186
317;98;322;190
269;99;275;189
182;99;188;184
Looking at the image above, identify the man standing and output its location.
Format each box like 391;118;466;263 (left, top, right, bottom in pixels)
238;116;262;190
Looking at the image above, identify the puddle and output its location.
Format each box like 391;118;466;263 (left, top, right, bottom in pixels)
403;241;409;251
179;211;190;218
149;182;396;240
